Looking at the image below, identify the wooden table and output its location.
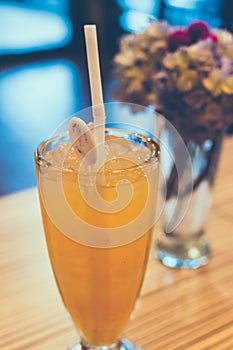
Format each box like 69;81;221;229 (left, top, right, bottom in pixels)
1;138;233;350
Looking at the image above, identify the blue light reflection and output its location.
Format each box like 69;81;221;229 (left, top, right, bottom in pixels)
0;61;80;194
117;0;158;32
0;3;72;54
164;0;196;9
117;0;155;13
120;10;156;33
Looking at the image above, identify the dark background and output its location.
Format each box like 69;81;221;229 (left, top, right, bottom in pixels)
0;0;232;195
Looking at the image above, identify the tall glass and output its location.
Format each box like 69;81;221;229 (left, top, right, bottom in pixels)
35;103;160;349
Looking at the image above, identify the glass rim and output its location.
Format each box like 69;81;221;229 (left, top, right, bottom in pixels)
35;129;160;176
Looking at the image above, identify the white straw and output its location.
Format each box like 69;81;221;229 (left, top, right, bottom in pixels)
84;25;106;150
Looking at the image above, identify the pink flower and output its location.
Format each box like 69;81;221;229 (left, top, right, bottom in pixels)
167;30;191;52
188;21;209;42
207;32;218;43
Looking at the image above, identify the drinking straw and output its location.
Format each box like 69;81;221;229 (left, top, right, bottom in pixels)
84;25;106;152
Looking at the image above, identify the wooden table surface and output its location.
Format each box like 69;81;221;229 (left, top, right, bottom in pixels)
1;138;233;350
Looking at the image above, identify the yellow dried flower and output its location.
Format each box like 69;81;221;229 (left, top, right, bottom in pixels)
112;20;233;141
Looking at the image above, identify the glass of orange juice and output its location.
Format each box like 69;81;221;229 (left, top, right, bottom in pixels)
35;102;160;349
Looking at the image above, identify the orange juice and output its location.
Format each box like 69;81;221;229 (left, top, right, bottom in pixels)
36;129;159;346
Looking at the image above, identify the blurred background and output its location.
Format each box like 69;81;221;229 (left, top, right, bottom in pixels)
0;0;233;196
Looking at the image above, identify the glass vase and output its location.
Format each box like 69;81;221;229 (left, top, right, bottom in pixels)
155;128;224;269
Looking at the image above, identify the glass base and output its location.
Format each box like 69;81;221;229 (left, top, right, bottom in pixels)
155;231;211;269
68;338;142;350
